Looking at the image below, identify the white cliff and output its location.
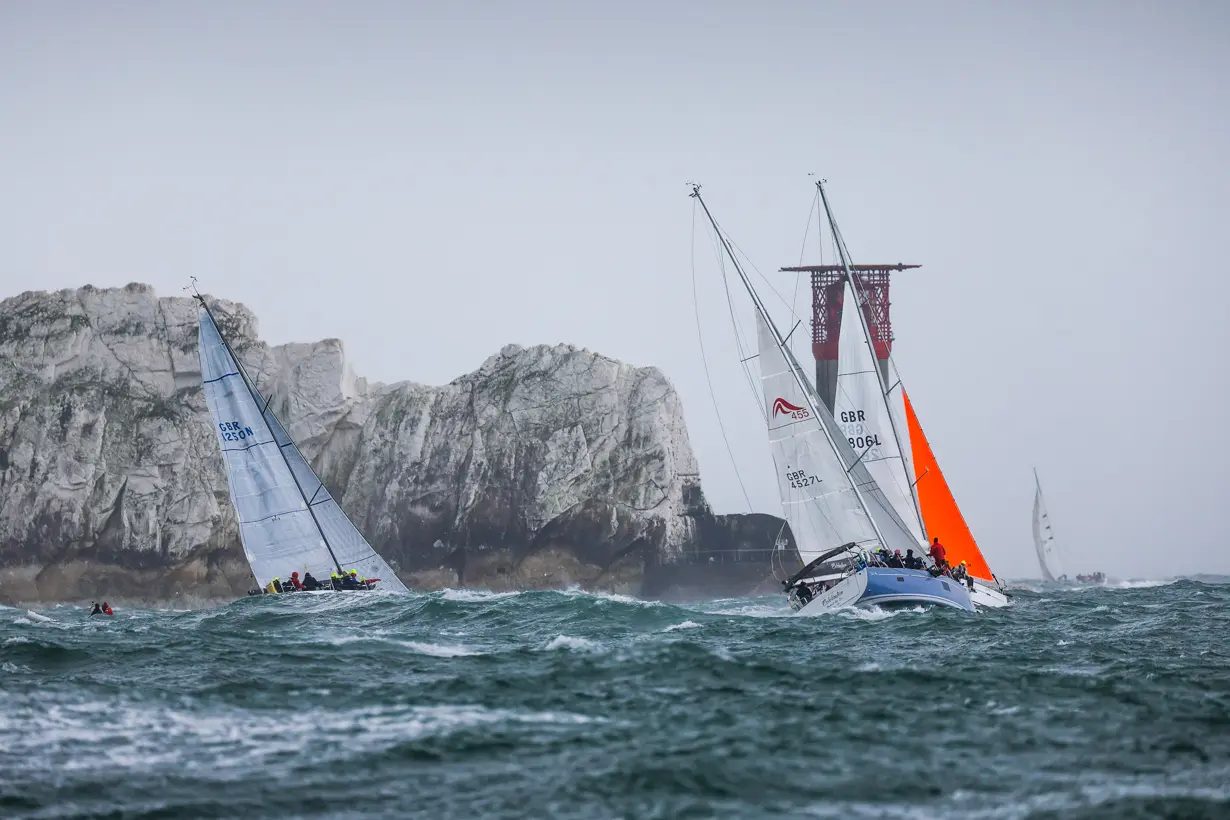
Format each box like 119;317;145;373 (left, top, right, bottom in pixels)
0;284;722;603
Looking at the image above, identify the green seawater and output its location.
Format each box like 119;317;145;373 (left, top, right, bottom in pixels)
2;580;1228;819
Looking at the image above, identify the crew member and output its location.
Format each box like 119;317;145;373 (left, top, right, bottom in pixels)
952;560;974;589
90;602;102;616
302;572;320;591
928;537;949;572
265;577;282;594
288;571;304;591
903;549;923;570
101;602;113;616
886;549;904;569
341;570;358;590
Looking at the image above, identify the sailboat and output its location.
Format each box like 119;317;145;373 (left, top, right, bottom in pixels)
692;186;974;614
195;293;409;597
1032;468;1064;582
815;181;1010;609
1031;469;1103;584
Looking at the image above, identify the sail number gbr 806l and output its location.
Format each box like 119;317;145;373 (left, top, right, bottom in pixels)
839;410;883;452
218;421;256;442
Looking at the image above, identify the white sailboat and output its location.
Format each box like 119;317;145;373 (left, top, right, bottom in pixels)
196;294;409;596
1030;468;1106;584
815;181;1009;609
692;185;974;614
833;276;926;546
1031;468;1064;582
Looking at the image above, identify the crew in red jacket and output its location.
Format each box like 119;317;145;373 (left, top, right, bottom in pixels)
928;538;949;572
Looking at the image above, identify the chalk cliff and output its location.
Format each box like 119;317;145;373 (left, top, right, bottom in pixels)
0;284;786;604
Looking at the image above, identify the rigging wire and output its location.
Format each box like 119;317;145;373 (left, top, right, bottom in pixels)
691;198;753;511
790;188;821;358
712;228;766;425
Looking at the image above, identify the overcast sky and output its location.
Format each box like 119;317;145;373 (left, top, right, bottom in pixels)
2;1;1227;580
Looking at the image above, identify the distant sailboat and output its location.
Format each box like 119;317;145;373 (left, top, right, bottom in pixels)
692;186;974;614
196;294;409;596
1031;468;1063;582
815;181;1009;609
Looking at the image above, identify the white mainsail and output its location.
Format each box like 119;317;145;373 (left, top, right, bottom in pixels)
756;313;921;564
834;279;926;545
1031;468;1063;582
198;304;408;592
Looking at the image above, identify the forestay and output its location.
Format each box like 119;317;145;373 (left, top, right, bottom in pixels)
198;307;407;592
756;313;920;564
1032;469;1063;582
834;280;926;545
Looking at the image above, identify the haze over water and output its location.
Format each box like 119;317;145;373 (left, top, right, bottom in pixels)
4;580;1228;819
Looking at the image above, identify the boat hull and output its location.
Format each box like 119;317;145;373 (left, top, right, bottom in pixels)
246;586;376;596
969;580;1010;609
795;567;975;615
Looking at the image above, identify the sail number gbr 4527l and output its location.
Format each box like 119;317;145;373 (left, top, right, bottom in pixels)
785;469;820;489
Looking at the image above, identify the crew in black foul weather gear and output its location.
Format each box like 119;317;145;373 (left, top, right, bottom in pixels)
302;572;321;591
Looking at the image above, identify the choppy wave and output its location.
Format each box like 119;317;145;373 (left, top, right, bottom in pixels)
3;581;1229;818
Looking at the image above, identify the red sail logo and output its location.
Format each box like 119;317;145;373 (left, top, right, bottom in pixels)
772;397;805;418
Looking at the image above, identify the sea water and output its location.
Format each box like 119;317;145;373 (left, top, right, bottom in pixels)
2;580;1228;819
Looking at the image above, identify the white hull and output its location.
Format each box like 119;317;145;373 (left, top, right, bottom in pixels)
796;571;870;614
969;580;1010;609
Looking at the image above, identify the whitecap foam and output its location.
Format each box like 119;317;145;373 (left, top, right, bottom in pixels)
394;641;481;658
317;633;481;656
440;588;521;602
541;635;601;653
702;603;793;618
0;700;604;777
662;620;701;632
1106;579;1172;590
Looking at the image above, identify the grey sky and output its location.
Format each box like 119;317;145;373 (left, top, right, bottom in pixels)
2;1;1227;579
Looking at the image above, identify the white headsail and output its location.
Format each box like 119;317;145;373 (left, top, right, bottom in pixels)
756;313;921;563
198;304;408;592
834;279;926;544
1032;468;1063;582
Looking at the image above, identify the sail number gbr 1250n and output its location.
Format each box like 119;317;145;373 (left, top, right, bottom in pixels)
218;421;256;442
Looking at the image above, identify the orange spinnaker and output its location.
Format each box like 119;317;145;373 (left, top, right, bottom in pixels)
901;389;995;582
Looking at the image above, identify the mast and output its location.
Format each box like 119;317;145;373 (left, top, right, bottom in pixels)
195;294;345;575
815;179;928;541
690;185;890;550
